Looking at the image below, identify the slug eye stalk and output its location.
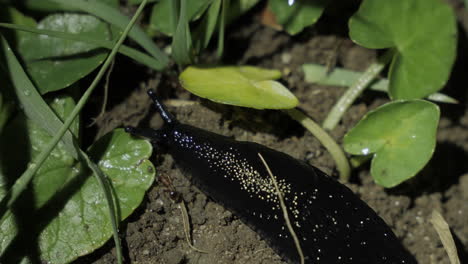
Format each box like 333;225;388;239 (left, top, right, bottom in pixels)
147;89;176;124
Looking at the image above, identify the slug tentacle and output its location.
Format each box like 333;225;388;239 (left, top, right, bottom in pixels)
124;126;168;144
147;89;176;124
126;91;417;264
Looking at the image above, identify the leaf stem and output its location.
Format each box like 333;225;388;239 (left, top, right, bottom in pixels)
284;108;351;182
322;49;394;130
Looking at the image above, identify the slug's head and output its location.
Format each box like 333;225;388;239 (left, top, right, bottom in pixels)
124;89;177;146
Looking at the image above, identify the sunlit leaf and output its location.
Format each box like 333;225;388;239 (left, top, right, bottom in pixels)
180;65;298;109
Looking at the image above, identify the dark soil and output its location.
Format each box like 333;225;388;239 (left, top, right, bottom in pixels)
75;3;468;264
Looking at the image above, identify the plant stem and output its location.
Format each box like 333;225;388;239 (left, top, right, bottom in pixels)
284;108;351;182
322;49;394;130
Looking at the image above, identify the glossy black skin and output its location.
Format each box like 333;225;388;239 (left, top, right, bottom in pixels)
125;90;416;264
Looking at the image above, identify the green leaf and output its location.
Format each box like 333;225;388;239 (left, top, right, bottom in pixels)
193;0;221;52
0;34;78;158
343;100;439;187
0;99;155;262
225;0;261;24
179;65;298;109
17;13;113;93
13;0;119;12
149;0;213;36
0;22;163;71
0;7;37;45
128;0;158;4
20;0;169;69
349;0;457;99
268;0;327;35
171;0;193;65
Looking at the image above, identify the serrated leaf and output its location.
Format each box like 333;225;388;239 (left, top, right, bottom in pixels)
268;0;327;35
343;100;439;187
0;97;155;263
349;0;457;99
17;13;115;94
180;65;298;109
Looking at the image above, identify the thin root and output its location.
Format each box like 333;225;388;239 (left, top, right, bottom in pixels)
178;201;209;254
258;153;305;264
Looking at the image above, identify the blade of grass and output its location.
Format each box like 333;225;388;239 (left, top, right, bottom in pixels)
217;0;229;58
77;148;122;259
322;49;394;130
0;35;78;158
171;0;193;65
0;2;149;263
430;210;461;264
193;0;221;52
284;108;351;182
302;63;458;104
21;0;169;69
0;23;163;71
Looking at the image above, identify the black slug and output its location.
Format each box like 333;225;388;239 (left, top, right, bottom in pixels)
125;90;416;264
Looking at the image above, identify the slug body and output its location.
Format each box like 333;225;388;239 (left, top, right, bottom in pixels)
126;90;416;264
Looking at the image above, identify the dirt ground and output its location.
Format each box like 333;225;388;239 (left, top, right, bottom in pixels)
75;2;468;264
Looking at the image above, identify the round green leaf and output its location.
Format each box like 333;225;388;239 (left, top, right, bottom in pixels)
0;97;155;263
343;100;439;187
17;13;115;94
179;65;298;109
269;0;327;35
349;0;456;100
